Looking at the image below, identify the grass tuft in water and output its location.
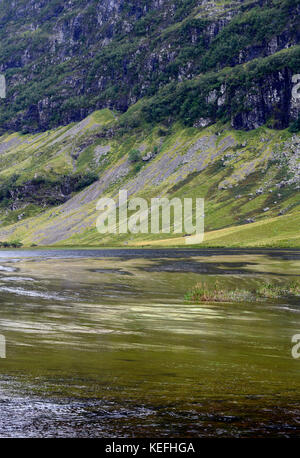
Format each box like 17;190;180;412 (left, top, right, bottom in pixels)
185;280;300;303
256;280;300;299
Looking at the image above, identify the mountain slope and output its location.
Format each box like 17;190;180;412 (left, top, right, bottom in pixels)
0;0;299;247
1;0;300;132
0;108;298;246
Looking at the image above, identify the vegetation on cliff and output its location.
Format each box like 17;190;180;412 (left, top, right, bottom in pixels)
0;1;298;247
0;0;300;131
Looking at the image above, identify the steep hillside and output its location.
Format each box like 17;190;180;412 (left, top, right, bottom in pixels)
0;0;298;247
0;108;298;246
1;0;300;132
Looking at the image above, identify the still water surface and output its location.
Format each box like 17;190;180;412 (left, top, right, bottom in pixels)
0;249;299;437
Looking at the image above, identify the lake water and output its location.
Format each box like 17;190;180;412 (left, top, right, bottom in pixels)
0;249;299;437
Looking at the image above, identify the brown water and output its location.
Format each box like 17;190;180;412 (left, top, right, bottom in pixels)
0;249;299;437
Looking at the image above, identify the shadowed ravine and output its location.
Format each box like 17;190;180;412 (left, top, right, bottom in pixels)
0;249;299;437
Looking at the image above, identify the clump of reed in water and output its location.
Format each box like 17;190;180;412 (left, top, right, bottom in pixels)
185;280;300;303
256;280;300;299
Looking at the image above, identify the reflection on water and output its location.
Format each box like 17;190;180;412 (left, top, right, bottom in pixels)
0;249;299;437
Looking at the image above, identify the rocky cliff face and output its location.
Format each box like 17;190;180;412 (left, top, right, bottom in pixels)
0;0;300;132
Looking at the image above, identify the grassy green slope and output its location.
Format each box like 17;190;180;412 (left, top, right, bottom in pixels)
204;211;300;248
0;108;298;248
137;212;300;248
